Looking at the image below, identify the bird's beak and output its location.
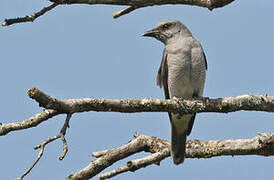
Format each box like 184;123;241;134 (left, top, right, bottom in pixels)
142;29;159;37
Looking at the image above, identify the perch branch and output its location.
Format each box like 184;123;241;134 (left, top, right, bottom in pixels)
3;0;235;26
28;88;274;114
1;87;273;136
1;87;273;137
66;133;274;180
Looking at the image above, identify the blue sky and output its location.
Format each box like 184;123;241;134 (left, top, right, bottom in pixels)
0;0;274;179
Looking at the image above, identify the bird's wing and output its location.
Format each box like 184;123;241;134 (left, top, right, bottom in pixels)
203;51;208;70
157;48;169;99
157;49;188;164
186;46;207;135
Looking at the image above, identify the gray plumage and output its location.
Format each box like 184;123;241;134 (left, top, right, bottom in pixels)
143;20;207;165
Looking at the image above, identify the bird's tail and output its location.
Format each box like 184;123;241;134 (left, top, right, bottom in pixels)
171;124;187;165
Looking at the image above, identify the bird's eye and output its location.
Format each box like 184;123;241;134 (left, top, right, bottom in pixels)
163;24;170;29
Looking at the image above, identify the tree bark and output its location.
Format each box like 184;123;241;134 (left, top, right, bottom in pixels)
66;133;274;180
2;0;235;26
1;88;272;180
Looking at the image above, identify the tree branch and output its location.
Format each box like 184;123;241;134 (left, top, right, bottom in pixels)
112;6;140;18
1;87;273;179
66;133;274;180
2;3;59;26
2;0;235;26
1;87;272;136
28;88;274;114
16;113;72;180
0;109;59;136
98;149;169;179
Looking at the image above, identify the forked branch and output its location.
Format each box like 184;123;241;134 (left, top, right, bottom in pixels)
0;87;272;180
66;133;274;180
1;87;273;137
16;113;72;180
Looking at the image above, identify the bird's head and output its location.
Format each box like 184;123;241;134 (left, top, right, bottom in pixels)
143;20;192;44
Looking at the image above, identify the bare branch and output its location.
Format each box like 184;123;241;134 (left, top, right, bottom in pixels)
59;113;72;160
60;135;68;160
112;6;140;18
3;0;235;26
17;134;61;180
48;0;235;10
28;88;274;114
67;133;274;180
66;133;165;180
2;3;59;27
17;113;72;179
99;148;169;179
3;88;271;136
1;88;272;138
0;109;59;136
2;87;273;179
16;145;45;180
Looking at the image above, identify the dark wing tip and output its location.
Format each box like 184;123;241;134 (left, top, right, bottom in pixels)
203;52;208;70
156;74;163;88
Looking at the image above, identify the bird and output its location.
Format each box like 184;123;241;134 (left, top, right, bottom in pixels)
143;20;207;165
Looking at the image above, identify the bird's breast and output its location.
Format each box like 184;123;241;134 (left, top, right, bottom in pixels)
167;53;205;98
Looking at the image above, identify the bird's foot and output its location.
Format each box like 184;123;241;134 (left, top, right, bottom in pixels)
172;96;185;115
172;96;181;101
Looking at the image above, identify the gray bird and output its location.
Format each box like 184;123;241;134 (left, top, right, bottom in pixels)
143;20;207;165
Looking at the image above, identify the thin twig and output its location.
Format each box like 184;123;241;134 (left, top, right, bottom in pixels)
16;146;45;180
60;135;68;160
59;113;72;160
34;134;62;150
16;113;72;179
60;113;72;135
2;3;58;26
99;148;170;179
112;6;140;18
0;109;59;136
17;135;61;180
